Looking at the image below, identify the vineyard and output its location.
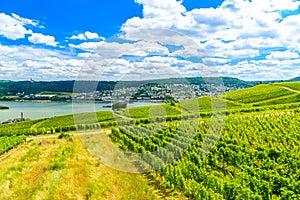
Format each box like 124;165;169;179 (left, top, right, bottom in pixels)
0;135;26;155
225;84;294;104
0;82;300;199
0;83;299;138
0;111;117;137
274;82;300;91
116;104;181;118
255;93;300;106
110;111;300;199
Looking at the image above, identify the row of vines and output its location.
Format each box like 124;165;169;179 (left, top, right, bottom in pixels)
0;135;26;155
110;111;300;199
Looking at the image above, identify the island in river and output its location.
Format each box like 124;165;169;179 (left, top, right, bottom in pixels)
0;106;9;110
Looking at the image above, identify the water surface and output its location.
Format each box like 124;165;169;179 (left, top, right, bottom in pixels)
0;101;158;122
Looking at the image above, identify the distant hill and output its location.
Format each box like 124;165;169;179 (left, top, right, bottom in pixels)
0;77;253;96
287;76;300;82
249;76;300;84
0;81;116;95
115;77;253;89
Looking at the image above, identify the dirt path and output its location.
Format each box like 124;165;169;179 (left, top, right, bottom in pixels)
0;143;26;161
113;111;132;120
225;98;245;106
25;129;111;141
0;130;111;161
280;86;300;94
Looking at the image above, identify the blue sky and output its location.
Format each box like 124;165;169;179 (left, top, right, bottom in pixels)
0;0;299;81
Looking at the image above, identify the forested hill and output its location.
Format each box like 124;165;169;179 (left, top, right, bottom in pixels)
0;80;116;95
0;77;252;95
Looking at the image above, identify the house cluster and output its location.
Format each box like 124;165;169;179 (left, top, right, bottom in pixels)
7;83;236;103
23;94;72;101
72;83;232;102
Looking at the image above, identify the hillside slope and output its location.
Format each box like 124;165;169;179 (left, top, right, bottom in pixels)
0;81;300;199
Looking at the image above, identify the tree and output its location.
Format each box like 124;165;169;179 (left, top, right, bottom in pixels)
112;102;127;110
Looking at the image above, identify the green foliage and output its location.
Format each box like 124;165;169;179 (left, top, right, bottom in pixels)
0;80;116;95
111;111;300;199
0;135;26;155
112;102;127;110
0;77;252;96
255;94;300;106
7;110;114;135
0;106;9;109
180;96;240;114
1;81;300;198
58;133;73;142
274;82;300;91
226;84;294;104
0;119;46;136
117;104;180;119
37;110;114;129
0;111;116;137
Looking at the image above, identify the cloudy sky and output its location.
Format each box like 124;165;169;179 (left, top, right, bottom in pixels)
0;0;299;81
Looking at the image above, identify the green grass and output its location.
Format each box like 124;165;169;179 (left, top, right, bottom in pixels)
0;136;184;199
39;91;76;95
1;82;300;198
0;111;116;136
37;110;115;129
255;93;300;106
180;96;241;114
117;104;181;119
274;82;300;91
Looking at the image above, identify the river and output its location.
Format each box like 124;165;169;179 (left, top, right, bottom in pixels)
0;101;158;122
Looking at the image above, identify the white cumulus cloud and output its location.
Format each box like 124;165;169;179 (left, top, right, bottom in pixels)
28;33;58;47
70;31;105;41
119;0;300;80
0;13;33;40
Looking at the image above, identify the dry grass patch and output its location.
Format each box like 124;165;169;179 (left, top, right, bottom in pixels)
0;135;182;199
